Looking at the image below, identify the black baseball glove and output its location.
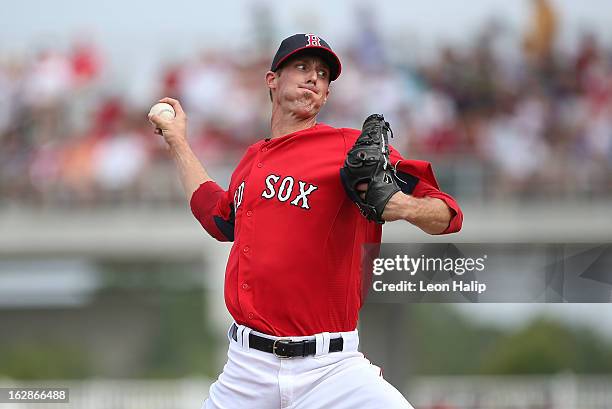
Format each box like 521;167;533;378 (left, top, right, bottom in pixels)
340;114;400;224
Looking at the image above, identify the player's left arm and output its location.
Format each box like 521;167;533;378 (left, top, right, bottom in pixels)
381;148;463;234
383;182;457;234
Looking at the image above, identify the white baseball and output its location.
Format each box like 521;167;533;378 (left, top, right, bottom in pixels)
148;102;176;122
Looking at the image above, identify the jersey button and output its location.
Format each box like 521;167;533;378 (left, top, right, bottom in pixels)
257;163;263;168
243;246;250;253
242;283;250;290
246;210;253;217
248;313;254;320
261;147;268;152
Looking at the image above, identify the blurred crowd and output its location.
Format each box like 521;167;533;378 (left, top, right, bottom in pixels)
1;0;611;207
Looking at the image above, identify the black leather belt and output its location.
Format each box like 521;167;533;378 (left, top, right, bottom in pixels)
230;323;344;358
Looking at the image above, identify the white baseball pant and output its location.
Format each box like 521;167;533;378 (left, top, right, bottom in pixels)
201;323;414;409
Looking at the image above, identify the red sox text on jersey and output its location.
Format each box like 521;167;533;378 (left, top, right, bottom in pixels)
234;176;318;211
191;123;463;337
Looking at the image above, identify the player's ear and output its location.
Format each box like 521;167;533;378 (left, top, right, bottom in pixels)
265;71;277;91
266;71;278;102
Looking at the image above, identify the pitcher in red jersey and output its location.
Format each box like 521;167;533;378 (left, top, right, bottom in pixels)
149;33;462;409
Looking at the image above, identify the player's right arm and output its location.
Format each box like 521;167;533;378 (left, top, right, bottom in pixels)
148;97;212;202
149;97;234;242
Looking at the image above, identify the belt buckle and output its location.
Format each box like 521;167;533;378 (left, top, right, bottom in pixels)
272;338;293;359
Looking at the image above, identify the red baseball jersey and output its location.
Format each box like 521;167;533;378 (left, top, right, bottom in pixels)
190;123;463;336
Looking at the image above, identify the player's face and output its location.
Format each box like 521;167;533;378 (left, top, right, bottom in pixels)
268;55;331;118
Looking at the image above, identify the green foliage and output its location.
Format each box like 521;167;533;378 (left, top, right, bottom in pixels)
407;305;612;375
143;290;218;378
96;260;218;377
0;343;91;380
0;261;217;380
481;318;612;374
408;304;502;375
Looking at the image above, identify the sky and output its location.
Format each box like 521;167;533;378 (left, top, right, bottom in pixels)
4;0;611;105
4;0;612;61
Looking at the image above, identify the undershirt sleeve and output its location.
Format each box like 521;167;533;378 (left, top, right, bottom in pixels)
190;181;235;242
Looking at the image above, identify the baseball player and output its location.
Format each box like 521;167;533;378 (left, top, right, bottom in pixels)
149;33;463;409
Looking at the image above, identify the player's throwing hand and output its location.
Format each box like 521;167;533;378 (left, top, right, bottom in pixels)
148;97;188;148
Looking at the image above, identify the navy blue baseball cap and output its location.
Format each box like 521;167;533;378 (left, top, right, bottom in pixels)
270;33;342;81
